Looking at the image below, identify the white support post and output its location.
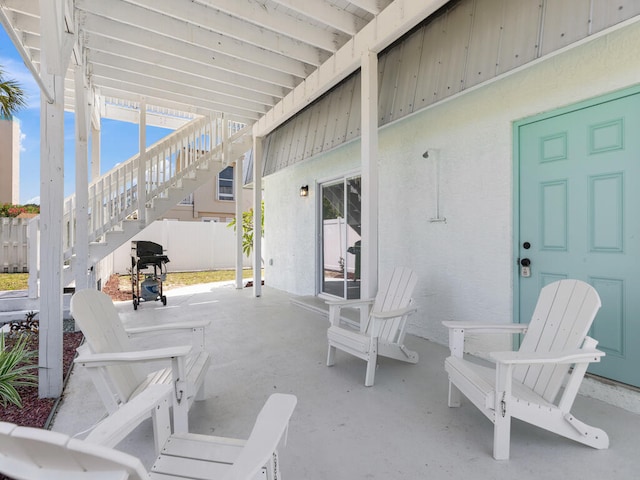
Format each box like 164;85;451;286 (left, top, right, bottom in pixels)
88;80;99;290
222;115;229;165
252;136;263;297
27;217;39;299
74;64;90;291
38;0;73;398
360;50;379;304
235;153;244;289
137;100;147;225
90;112;101;181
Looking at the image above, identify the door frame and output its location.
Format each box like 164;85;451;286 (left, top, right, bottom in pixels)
315;170;361;298
512;83;640;326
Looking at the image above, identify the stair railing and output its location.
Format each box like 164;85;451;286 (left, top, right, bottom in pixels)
61;116;250;263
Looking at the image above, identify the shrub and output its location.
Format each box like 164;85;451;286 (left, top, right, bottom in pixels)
0;203;40;218
0;332;38;408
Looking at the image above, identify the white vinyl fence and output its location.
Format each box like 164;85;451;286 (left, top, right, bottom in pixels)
0;217;251;276
0;217;31;273
323;218;359;274
111;219;253;274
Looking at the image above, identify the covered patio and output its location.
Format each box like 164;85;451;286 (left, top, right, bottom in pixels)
3;0;640;412
52;283;640;478
3;1;640;474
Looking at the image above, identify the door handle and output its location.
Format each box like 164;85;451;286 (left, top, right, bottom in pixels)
519;258;531;277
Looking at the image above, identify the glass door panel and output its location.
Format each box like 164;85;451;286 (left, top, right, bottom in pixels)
345;176;361;299
321;177;361;299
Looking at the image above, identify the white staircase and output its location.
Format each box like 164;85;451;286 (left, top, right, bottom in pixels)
60;115;252;286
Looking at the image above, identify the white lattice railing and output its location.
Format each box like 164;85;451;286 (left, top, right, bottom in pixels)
61;115;249;262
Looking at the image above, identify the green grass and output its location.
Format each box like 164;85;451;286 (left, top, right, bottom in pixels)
0;273;28;291
0;270;260;292
161;269;257;289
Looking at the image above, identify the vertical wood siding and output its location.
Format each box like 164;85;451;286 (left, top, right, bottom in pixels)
263;0;640;175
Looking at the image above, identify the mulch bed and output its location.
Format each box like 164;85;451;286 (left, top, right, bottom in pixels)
0;330;84;480
102;273;133;302
0;285;130;479
1;279;126;429
0;330;84;429
0;278;129;431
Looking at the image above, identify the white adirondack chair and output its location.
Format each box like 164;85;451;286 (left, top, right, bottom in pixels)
0;393;297;480
70;288;211;434
327;267;418;386
443;279;609;460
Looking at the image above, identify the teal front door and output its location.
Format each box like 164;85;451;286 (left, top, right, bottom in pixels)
516;89;640;388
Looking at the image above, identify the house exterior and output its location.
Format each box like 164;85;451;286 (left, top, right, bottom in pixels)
161;163;253;222
4;0;640;404
0;117;20;205
261;4;640;391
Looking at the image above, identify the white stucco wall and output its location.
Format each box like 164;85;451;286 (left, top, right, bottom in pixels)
263;19;640;349
264;141;361;296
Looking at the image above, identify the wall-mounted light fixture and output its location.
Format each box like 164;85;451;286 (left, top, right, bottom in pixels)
299;185;309;197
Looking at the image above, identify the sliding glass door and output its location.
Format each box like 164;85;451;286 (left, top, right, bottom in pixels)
320;176;361;299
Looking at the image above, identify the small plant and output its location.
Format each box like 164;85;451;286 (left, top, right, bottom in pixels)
9;311;39;334
0;332;38;408
228;201;264;258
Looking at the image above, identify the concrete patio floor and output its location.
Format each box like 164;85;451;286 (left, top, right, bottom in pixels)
52;282;640;479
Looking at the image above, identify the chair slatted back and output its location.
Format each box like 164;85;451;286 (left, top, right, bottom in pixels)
0;422;147;480
71;289;145;404
223;393;297;480
366;267;418;343
515;279;601;403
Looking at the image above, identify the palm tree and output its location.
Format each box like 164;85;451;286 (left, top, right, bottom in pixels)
0;67;27;118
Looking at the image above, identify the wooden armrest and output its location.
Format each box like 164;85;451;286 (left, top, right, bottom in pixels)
223;393;297;480
125;320;210;336
442;321;528;335
327;298;374;327
85;384;173;448
444;322;528;358
490;349;605;365
74;345;192;366
325;298;374;307
371;306;417;320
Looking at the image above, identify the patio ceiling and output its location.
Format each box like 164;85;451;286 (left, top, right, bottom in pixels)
0;0;450;133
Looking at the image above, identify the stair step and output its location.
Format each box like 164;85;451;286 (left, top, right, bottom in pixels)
64;120;253;279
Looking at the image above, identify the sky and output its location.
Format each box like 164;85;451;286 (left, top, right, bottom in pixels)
0;27;172;205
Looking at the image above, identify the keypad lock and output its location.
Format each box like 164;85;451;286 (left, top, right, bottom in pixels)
520;257;531;278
